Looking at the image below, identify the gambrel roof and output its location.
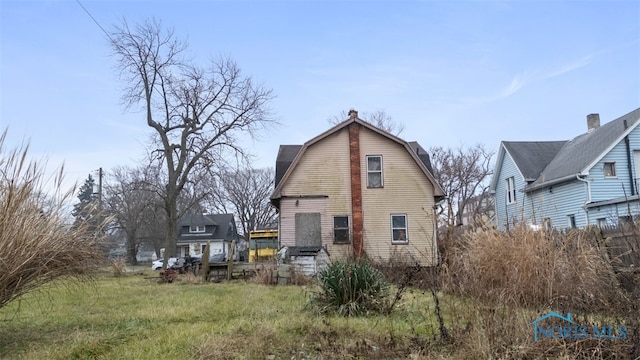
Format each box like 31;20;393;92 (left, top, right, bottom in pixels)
491;107;640;193
271;116;445;203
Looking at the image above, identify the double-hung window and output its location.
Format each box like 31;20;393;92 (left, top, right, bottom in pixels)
189;225;205;233
506;177;516;204
391;214;408;243
367;155;383;188
333;216;350;243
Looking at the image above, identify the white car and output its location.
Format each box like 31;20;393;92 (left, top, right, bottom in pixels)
151;257;178;271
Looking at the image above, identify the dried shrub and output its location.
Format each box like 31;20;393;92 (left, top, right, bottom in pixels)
111;258;127;277
181;272;203;284
443;224;625;312
251;261;278;285
287;265;310;285
436;224;640;359
0;130;104;309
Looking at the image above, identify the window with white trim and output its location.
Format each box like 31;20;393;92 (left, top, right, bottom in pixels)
333;216;350;243
567;215;576;229
604;162;616;177
189;225;205;233
506;176;516;204
367;155;383;188
391;214;408;243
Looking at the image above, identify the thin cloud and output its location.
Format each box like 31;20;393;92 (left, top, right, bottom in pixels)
500;73;526;98
544;55;594;79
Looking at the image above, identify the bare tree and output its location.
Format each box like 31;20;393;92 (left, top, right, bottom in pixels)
429;144;495;232
103;166;159;265
109;19;275;265
328;109;404;136
205;167;277;236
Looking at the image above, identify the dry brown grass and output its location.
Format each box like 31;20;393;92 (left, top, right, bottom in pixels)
110;258;127;277
437;224;639;359
250;261;279;285
0;130;104;309
442;224;625;312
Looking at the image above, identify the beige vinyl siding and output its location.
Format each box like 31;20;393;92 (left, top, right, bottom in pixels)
279;129;352;258
359;128;437;266
279;197;327;247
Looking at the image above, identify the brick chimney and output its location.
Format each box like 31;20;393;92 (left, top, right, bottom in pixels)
587;113;600;131
348;108;358;119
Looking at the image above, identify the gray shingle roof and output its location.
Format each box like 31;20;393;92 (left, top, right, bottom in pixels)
528;107;640;189
408;141;435;175
275;145;303;187
503;141;567;181
178;213;235;240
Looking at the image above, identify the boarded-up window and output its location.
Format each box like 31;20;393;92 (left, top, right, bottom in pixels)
295;213;322;246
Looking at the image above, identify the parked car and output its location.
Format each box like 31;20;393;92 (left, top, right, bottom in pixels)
151;257;178;271
183;256;201;266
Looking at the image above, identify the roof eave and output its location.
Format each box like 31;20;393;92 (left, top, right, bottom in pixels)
525;174;584;193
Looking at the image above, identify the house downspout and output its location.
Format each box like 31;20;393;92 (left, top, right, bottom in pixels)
576;175;591;225
348;118;364;258
624;120;635;195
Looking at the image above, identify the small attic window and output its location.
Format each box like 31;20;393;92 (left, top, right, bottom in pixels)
604;162;616;177
189;225;206;233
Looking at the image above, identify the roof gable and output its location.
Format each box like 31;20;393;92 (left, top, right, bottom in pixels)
528;107;640;189
503;141;567;181
271;116;444;201
179;213;235;239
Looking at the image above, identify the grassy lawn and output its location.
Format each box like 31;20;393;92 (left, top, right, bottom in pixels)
0;267;444;360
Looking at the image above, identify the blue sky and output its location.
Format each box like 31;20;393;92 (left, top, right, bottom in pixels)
1;0;639;191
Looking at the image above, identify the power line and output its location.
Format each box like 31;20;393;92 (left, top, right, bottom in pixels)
75;0;112;41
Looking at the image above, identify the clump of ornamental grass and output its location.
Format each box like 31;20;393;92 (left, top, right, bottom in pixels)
442;224;626;313
0;130;104;310
306;258;392;316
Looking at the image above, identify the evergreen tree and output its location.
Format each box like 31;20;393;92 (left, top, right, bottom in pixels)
72;174;99;229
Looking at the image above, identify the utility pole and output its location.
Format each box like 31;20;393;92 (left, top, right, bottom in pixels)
98;167;103;212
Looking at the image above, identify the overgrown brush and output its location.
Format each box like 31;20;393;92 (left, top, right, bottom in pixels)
111;258;127;277
251;261;278;285
306;258;392;316
437;224;639;359
442;224;625;312
0;130;104;309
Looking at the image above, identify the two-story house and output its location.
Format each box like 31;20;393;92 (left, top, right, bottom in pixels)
491;108;640;230
176;213;239;259
270;110;445;266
